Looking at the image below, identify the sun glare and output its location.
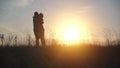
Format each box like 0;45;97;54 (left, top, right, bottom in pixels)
63;27;80;42
53;13;90;45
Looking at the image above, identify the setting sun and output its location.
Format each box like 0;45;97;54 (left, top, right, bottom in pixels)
51;12;92;45
63;27;80;42
54;16;87;45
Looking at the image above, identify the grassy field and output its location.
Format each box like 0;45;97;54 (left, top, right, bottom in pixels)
0;45;120;68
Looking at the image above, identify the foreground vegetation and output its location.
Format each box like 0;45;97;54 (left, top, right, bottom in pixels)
0;44;120;68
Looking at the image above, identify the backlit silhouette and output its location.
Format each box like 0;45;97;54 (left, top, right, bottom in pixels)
33;11;45;46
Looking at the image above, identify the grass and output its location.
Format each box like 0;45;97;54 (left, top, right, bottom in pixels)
0;45;120;68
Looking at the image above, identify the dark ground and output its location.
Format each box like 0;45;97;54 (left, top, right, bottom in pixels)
0;45;120;68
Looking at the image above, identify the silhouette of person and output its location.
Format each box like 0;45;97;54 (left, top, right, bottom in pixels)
33;11;46;46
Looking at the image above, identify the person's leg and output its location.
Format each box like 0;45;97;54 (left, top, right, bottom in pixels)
35;34;39;46
34;32;39;46
39;29;45;47
40;31;46;47
36;37;39;46
41;37;46;47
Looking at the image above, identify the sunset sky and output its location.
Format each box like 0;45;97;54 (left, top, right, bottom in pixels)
0;0;120;42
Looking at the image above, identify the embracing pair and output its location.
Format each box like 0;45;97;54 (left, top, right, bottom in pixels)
33;11;46;46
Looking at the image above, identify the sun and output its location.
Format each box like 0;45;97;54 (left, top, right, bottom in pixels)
64;28;79;41
53;13;90;45
63;27;81;44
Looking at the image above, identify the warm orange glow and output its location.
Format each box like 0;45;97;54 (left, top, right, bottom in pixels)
63;27;81;43
51;12;92;45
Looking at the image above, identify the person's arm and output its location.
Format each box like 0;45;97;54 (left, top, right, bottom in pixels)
41;18;44;24
33;16;36;28
39;16;44;24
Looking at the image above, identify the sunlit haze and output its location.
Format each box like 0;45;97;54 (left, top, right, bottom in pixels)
54;15;89;44
0;0;120;44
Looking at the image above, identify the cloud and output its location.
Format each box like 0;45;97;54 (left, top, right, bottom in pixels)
12;0;34;7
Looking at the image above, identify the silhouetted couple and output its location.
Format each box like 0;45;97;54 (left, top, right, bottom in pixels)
33;11;46;46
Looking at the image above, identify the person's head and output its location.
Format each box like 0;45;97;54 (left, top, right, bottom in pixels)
34;11;38;16
39;13;44;18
